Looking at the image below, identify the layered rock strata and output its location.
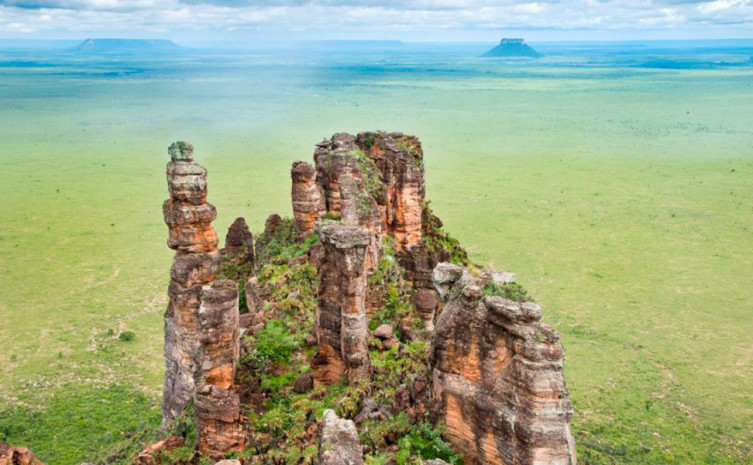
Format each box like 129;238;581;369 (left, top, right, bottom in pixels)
318;410;365;465
431;263;576;465
194;280;246;459
291;161;326;240
310;132;440;330
313;223;371;385
162;141;221;425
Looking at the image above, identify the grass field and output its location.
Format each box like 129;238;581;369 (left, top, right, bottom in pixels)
1;44;752;464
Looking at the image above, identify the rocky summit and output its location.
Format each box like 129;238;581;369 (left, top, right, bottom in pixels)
482;38;540;58
14;132;576;465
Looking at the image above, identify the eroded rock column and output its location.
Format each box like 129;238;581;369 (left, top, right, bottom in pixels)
291;161;326;240
431;263;576;465
224;217;254;263
313;223;371;385
162;141;220;425
195;280;246;459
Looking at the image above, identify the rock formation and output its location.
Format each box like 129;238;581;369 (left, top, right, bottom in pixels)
194;280;246;459
318;410;365;465
0;444;45;465
482;38;540;58
224;217;254;263
431;263;576;465
311;132;426;264
291;161;326;240
313;223;371;385
152;133;576;465
162;141;221;425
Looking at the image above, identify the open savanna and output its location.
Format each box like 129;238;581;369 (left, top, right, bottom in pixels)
0;47;751;464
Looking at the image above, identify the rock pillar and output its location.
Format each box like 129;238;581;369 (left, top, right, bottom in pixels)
291;161;326;240
162;141;220;425
431;263;576;465
313;223;371;385
195;280;246;459
224;217;254;263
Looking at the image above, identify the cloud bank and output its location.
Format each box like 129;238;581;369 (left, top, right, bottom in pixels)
0;0;751;41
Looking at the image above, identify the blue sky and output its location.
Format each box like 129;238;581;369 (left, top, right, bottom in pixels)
0;0;751;43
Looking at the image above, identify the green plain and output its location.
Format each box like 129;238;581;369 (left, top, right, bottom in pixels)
0;48;752;463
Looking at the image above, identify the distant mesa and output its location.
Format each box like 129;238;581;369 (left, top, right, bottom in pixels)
483;38;540;58
74;38;181;54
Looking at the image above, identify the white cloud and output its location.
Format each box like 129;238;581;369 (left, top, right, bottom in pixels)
0;0;751;39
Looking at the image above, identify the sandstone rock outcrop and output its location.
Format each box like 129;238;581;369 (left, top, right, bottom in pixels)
134;436;186;465
224;217;254;263
195;280;246;459
291;161;326;240
431;263;576;465
313;223;371;385
318;410;365;465
0;443;45;465
163;141;221;425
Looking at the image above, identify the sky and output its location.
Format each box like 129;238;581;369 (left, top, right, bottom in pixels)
0;0;752;43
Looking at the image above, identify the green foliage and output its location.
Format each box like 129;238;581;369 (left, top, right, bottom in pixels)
370;341;430;403
0;385;161;465
482;281;532;303
395;422;460;465
352;149;385;201
322;211;342;221
216;251;255;311
118;330;135;342
368;237;415;333
254;218;312;266
242;320;301;370
421;202;469;266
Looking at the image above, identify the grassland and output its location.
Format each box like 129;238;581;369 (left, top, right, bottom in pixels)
0;47;752;464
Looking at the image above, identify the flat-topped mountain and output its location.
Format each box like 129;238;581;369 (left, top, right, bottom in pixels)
73;38;181;54
483;38;540;58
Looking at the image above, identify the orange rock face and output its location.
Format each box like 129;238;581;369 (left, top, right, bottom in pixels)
134;436;186;465
291;161;326;240
162;141;220;426
313;223;371;385
310;132;426;270
431;263;576;465
0;443;45;465
195;280;246;459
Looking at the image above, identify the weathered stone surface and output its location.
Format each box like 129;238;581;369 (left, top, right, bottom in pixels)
373;324;393;340
244;276;263;315
291;161;326;240
0;443;45;465
195;280;246;459
224;217;254;263
163;142;220;426
313;223;371;385
312;132;426;270
214;461;241;465
134;436;185;465
354;131;425;252
430;263;576;465
318;410;365;465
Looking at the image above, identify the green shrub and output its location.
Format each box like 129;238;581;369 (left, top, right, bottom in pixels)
243;320;300;369
118;331;135;342
481;281;532;303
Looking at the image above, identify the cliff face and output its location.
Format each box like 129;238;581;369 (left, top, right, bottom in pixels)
431;264;576;465
162;142;220;425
